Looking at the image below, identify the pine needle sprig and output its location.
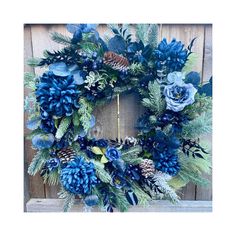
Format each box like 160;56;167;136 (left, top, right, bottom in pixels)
28;149;50;176
142;81;165;115
58;188;75;212
50;32;72;46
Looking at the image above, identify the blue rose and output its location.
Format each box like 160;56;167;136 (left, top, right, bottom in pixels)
105;147;121;161
163;73;197;112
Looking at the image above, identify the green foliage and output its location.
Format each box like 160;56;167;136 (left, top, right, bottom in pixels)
28;149;50;176
27;57;41;67
55;117;72;139
80;41;98;55
182;53;198;74
58;188;75;212
91;160;112;183
84;71;109;91
50;32;72;46
24;92;38;115
144;172;180;203
121;146;143;165
142;81;165;115
147;24;158;48
43;169;60;185
131;182;151;206
129;63;144;76
135;24;149;44
78;98;93;133
182;111;212;139
109;187;130;212
72;111;80;127
169;153;211;189
25;128;45;140
183;93;212;118
24;72;36;90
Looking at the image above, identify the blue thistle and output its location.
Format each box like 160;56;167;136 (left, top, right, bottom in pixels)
60;157;97;195
154;38;189;72
36;71;80;119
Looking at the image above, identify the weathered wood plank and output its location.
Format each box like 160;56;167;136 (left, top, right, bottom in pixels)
202;25;212;83
119;93;144;139
24;25;45;200
30;24;70;198
26;198;212;212
196;134;212;200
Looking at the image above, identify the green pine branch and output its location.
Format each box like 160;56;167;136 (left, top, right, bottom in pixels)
24;72;36;90
91;160;112;183
50;32;72;46
182;111;212;139
27;57;41;67
135;24;149;44
43;169;60;185
55;117;72;140
121;146;143;165
147;24;158;48
28;149;50;176
78;98;93;133
142;81;165;115
58;188;75;212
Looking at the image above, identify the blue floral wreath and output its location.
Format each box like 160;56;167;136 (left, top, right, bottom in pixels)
25;24;212;212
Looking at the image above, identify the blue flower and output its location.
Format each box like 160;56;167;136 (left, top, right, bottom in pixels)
67;24;98;44
60;157;97;195
36;71;80;119
154;150;180;176
163;73;197;112
154;38;189;72
95;139;108;148
105;147;121;161
111;172;127;189
127;41;152;64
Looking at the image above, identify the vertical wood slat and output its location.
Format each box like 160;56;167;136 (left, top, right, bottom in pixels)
30;24;71;198
202;25;212;83
24;25;45;199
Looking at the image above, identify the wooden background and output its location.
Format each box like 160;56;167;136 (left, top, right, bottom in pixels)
24;24;212;209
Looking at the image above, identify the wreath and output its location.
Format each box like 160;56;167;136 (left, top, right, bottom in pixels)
24;24;212;212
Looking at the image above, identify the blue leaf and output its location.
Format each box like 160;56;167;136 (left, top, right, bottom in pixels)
90;115;96;128
71;70;85;85
49;62;70;77
66;24;80;33
108;35;126;54
185;71;200;88
32;133;55;150
72;29;82;43
26;117;41;130
125;190;138;205
198;81;212;97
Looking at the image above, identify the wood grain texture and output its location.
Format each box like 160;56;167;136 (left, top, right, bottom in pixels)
30;24;70;198
26;199;212;212
202;25;212;83
24;25;45;199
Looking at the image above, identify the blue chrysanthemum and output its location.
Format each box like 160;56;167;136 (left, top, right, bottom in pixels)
154;38;189;72
60;157;97;195
36;71;80;119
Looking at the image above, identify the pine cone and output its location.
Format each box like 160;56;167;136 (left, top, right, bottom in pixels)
57;147;76;164
139;159;155;178
103;51;129;71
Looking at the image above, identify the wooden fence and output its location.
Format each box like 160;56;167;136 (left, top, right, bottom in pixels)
24;24;212;211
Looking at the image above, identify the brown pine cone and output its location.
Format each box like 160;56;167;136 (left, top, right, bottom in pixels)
103;51;129;71
139;159;155;178
57;147;76;164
